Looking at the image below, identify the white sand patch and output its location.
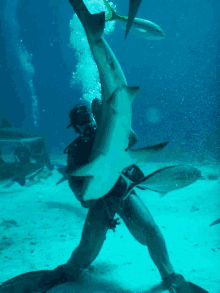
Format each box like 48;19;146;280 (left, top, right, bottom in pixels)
0;157;219;292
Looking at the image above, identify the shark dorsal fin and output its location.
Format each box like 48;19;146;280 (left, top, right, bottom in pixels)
1;118;12;128
0;157;5;165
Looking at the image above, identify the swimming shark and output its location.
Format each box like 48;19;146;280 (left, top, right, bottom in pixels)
0;117;41;142
104;0;165;40
67;0;167;201
0;157;44;187
67;0;168;201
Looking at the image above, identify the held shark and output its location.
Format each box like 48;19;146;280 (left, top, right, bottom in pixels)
104;0;165;40
58;164;201;200
67;0;168;201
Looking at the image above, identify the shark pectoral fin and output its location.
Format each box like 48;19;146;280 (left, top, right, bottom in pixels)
13;176;26;186
210;218;220;226
57;166;67;175
0;157;5;165
56;176;68;185
67;155;105;177
29;168;44;181
127;141;169;164
0;117;12;128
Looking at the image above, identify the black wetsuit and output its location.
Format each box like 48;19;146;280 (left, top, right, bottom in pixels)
66;135;174;279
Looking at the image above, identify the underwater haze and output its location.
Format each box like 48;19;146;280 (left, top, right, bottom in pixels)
0;0;219;161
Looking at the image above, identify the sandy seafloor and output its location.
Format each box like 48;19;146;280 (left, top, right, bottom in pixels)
0;154;220;293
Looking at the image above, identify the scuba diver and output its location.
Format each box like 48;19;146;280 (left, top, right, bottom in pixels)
29;139;54;171
0;100;208;293
13;146;31;164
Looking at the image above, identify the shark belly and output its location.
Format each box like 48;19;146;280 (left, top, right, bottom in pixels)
82;87;133;200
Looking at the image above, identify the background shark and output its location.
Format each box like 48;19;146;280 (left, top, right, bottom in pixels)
0;117;42;142
0;157;44;187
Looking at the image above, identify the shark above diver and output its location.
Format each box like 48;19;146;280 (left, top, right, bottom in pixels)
0;117;41;142
104;0;165;40
67;0;168;201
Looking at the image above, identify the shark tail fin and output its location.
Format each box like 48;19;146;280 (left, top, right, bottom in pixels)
68;0;105;40
85;11;105;40
127;141;168;164
103;0;118;21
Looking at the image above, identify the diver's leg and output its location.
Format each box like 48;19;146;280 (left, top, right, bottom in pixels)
114;192;174;279
65;198;115;279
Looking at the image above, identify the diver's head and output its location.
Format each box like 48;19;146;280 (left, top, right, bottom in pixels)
67;104;97;142
14;146;31;164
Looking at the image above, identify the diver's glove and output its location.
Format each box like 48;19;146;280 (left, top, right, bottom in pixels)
108;217;121;232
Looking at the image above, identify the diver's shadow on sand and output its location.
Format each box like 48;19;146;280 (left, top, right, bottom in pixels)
47;272;166;293
45;201;86;219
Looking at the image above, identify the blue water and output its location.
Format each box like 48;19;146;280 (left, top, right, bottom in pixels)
0;0;219;161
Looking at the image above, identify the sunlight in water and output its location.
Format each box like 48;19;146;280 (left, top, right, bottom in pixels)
69;0;116;103
4;0;39;127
